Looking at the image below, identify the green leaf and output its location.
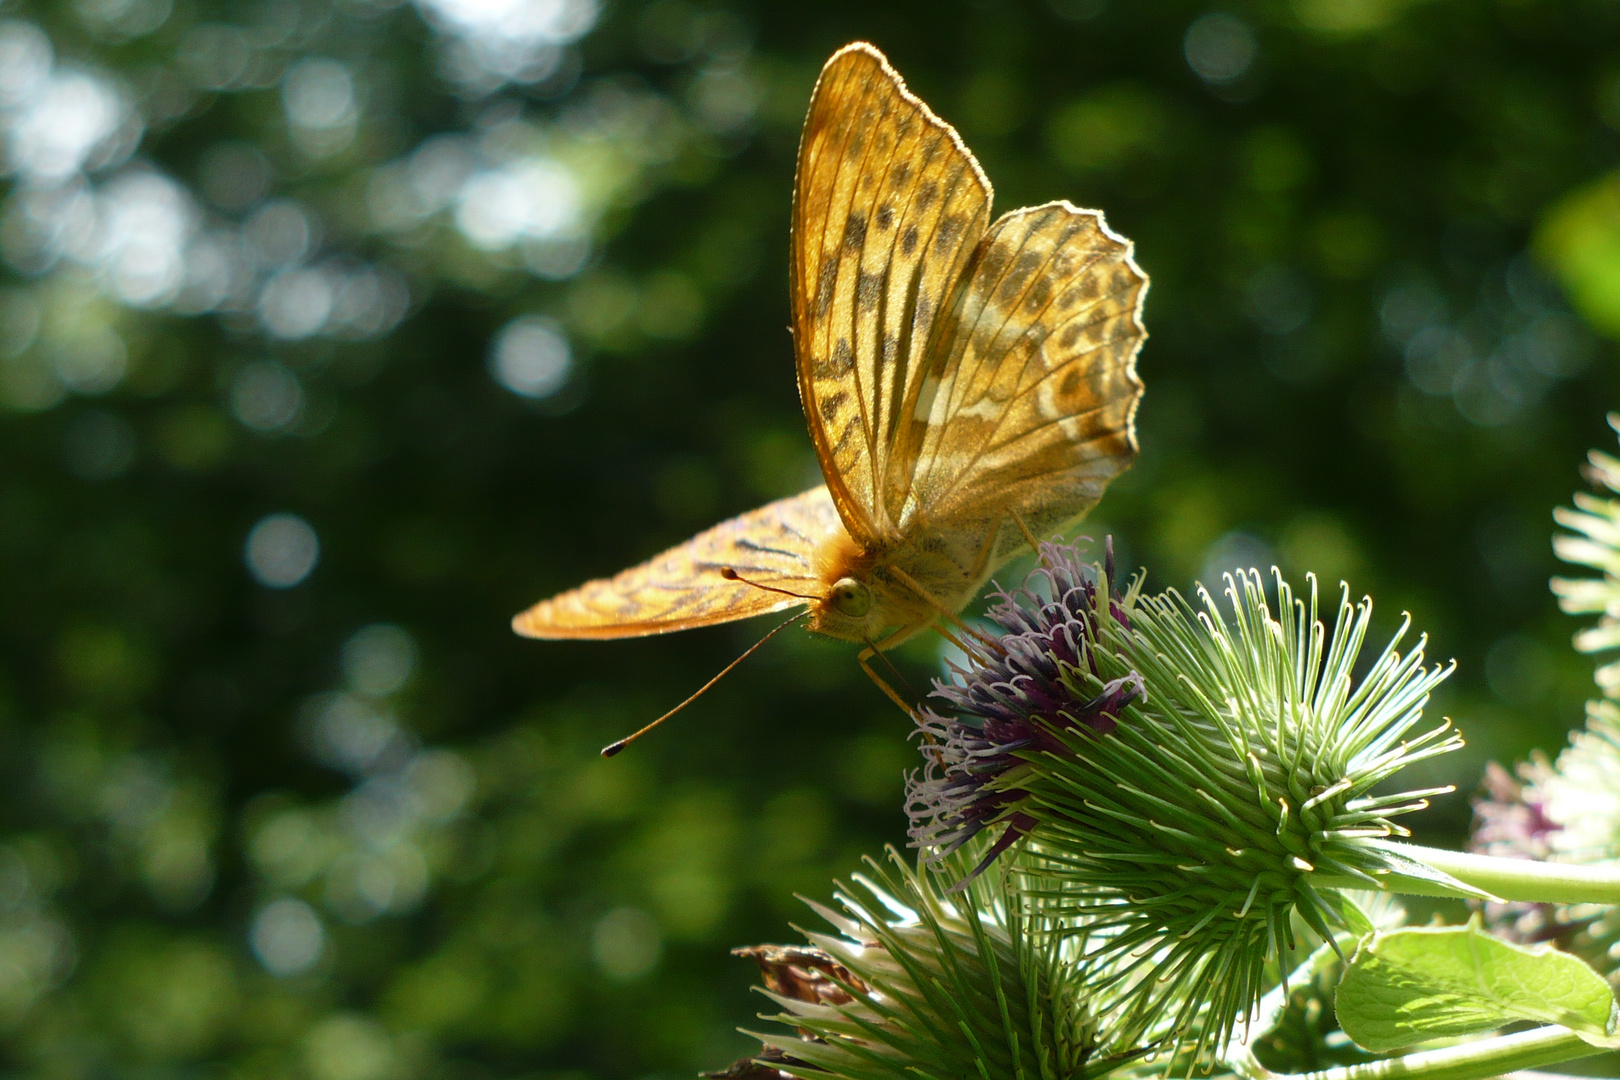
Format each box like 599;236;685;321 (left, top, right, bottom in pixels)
1336;919;1620;1053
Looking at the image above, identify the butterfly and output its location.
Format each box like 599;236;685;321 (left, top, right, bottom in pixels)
513;42;1147;713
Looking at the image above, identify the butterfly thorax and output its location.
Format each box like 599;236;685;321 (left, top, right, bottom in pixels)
806;525;984;645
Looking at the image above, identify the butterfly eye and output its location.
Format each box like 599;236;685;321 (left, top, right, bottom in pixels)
828;577;872;618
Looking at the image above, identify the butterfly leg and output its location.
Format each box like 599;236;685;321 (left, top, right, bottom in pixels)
1010;508;1042;555
857;637;917;715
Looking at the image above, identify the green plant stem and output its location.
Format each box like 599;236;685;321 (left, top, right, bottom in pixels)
1239;1026;1603;1080
1375;842;1620;904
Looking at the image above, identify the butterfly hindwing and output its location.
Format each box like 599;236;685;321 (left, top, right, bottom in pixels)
512;486;843;639
792;43;992;545
897;201;1147;567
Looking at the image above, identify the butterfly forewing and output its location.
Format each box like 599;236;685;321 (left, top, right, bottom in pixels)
792;43;992;545
512;486;843;639
895;201;1147;568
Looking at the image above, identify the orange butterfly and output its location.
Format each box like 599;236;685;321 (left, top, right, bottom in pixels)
514;42;1147;734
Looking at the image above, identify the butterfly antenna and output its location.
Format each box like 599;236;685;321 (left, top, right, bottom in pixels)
601;610;809;758
719;567;822;601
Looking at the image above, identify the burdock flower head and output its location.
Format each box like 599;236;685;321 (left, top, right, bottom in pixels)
907;539;1145;878
712;849;1114;1080
905;541;1463;1060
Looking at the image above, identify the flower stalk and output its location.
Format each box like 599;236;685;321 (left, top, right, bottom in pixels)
1234;1025;1603;1080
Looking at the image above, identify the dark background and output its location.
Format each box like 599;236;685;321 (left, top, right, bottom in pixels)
0;0;1616;1075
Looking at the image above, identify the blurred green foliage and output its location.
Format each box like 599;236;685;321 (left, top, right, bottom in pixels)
1;0;1619;1075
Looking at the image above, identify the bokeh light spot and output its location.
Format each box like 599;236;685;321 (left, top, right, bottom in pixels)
229;360;304;433
0;21;53;107
74;0;174;43
1184;14;1257;85
489;314;572;399
455;159;580;250
245;512;320;588
592;906;662;980
4;67;136;181
282;59;358;156
306;693;408;775
341;624;418;698
0;288;41;358
416;0;598;91
305;1014;394;1080
1045;86;1168;176
50;324;127;395
258;267;335;339
250;897;326;977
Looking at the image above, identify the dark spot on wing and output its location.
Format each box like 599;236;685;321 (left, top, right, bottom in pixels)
915;181;938;210
979;242;1011;283
815;258;838;320
901;225;919;256
912;295;933;332
1059;323;1082;350
734;538;803;559
830;418;857;455
821;389;849;423
843;211;867;252
856;271;882;312
890;161;911;188
832;337;855;374
1023;275;1053;313
971;324;997;359
876;204;894;230
1059;369;1082;399
1022;321;1052;349
935;214;963;253
997;251;1041;304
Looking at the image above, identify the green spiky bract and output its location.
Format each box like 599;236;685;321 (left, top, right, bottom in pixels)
987;565;1459;1061
748;847;1120;1080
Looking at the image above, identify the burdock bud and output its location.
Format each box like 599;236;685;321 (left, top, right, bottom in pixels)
906;543;1461;1059
713;849;1112;1080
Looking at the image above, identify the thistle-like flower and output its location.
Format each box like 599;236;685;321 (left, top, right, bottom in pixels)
905;543;1461;1060
907;539;1144;879
1471;703;1620;984
712;848;1114;1080
1467;761;1578;948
